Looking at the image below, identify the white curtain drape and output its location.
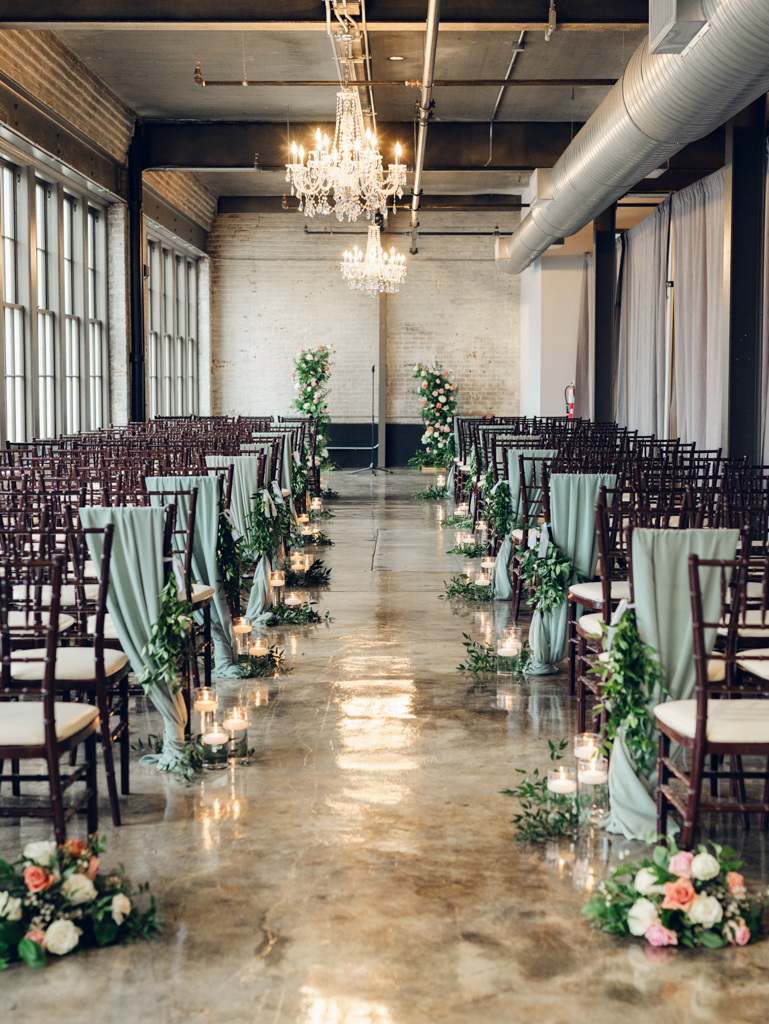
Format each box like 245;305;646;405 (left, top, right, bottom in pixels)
616;200;671;437
573;254;592;420
671;168;725;450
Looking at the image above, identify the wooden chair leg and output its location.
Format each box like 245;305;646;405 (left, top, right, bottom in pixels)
85;734;98;836
657;731;670;840
119;676;130;796
576;633;587;733
710;754;719;797
568;599;577;696
682;745;706;851
96;689;121;827
731;753;750;831
761;756;769;831
11;759;20;797
47;747;67;847
203;605;212;688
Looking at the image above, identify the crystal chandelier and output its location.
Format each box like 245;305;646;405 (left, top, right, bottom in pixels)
341;221;407;297
286;87;406;222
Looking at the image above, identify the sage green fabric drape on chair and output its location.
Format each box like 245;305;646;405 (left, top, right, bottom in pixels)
78;505;188;770
527;473;616;675
145;475;245;678
604;527;740;840
490;449;557;601
205;455;273;621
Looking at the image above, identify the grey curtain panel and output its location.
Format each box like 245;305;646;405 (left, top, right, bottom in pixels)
762;142;769;460
78;506;188;769
615;199;671;437
573;254;592;421
671;168;725;449
604;527;739;840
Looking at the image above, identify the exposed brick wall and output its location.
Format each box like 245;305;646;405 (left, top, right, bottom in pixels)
143;171;217;233
207;211;521;423
0;30;134;162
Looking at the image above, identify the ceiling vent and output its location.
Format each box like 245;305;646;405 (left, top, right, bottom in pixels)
650;0;710;55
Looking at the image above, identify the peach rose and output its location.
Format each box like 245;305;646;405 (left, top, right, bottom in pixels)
662;876;696;912
62;839;89;858
645;921;678;947
724;918;751;946
23;930;45;945
86;856;100;880
727;872;745;893
668;851;694;878
23;865;53;893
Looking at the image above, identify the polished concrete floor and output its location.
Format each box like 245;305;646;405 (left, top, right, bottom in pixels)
2;469;769;1023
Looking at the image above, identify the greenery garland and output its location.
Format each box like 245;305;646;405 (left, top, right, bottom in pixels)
446;540;485;557
457;634;531;674
590;607;667;773
482;469;516;542
243;492;293;563
292;345;332;468
440;574;493;602
265;600;332;626
413;484;449;501
501;739;581;843
217;501;244;618
283;557;331;588
409;362;457;467
519;538;584;615
320;486;340;500
439;511;472;529
138;577;193;695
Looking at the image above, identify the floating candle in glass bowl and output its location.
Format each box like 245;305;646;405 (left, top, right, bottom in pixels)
481;555;495;570
248;637;268;658
436;474;446;489
270;569;285;588
474;571;491;587
578;756;609;825
297;513;310;525
201;722;230;769
578;756;609;787
284;592;302;607
232;616;252;655
193;687;219;712
574;732;602;763
475;519;488;535
547;766;577;794
290;549;304;567
222;707;250;764
456;502;469;516
301;527;314;542
310;497;323;512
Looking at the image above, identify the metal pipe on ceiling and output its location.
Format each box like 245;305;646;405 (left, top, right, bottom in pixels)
485;30;526;167
193;72;615;87
496;0;769;275
410;0;441;254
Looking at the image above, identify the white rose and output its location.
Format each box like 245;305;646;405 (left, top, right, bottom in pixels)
23;840;57;866
43;919;81;956
0;891;22;921
690;852;720;881
687;894;724;929
61;873;97;905
111;893;132;926
633;867;666;896
627;897;659;937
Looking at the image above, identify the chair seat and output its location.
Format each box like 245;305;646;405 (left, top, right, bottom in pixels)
654;698;769;743
569;580;630;604
10;647;128;682
191;583;215;604
717;609;769;638
735;648;769;681
8;612;75;635
12;584;100;607
577;612;604;638
86;613;120;641
0;701;99;747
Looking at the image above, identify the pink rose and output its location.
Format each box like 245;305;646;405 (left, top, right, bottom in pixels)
422;401;426;406
662;876;696;913
432;390;438;396
86;856;100;880
644;921;678;947
668;851;694;877
439;388;444;394
727;872;745;893
24;865;53;893
422;382;427;388
724;918;750;946
24;930;45;945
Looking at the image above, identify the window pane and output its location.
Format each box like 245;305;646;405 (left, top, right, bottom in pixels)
36;181;52;311
187;337;197;415
88;319;103;430
162;333;172;415
175;334;184;414
37;309;55;437
63;195;75;315
1;165;18;304
148;329;159;419
65;315;80;433
87;208;98;319
4;304;24;441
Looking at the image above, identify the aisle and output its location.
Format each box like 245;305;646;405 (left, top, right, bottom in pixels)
2;470;769;1023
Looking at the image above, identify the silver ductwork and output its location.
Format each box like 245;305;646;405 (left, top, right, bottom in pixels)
410;0;441;254
496;0;769;275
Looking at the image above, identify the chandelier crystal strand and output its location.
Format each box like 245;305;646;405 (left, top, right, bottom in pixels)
341;224;407;297
286;88;406;222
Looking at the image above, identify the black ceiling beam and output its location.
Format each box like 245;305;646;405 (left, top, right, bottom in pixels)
219;194;525;214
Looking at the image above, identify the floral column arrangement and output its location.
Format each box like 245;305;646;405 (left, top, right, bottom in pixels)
409;363;457;468
292;345;332;467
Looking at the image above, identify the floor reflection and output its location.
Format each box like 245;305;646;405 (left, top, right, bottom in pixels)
544;830;612;892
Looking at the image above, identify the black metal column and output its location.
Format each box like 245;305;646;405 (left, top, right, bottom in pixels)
128;123;146;423
722;96;767;463
593;204;617;422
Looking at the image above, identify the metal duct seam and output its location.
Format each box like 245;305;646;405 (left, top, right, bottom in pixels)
497;0;769;275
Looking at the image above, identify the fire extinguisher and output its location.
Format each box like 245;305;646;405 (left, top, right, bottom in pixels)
565;381;575;419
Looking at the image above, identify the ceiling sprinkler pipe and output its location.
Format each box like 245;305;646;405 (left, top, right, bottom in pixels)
496;0;769;275
410;0;441;254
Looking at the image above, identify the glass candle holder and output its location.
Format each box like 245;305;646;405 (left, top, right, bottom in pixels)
297;513;310;525
481;555;495;570
201;722;230;770
475;519;488;535
574;732;602;763
310;497;323;512
284;591;302;608
222;707;250;765
547;766;577;814
474;570;491;588
436;474;446;489
577;756;609;826
496;631;522;675
301;526;314;543
290;550;304;568
248;637;268;659
232;616;252;655
456;502;469;516
193;687;219;713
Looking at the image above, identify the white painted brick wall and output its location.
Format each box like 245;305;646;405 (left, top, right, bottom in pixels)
208;210;521;423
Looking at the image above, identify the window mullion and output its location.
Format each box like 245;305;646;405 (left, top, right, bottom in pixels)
25;169;38;441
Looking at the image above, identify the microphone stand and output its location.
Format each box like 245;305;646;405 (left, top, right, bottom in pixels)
351;364;392;475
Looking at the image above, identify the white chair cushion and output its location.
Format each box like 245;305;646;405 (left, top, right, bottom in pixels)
717;609;769;638
577;612;605;638
654;698;769;743
8;612;75;635
12;584;100;607
569;580;631;604
10;647;128;682
191;584;215;604
86;614;120;641
736;648;769;681
0;701;98;747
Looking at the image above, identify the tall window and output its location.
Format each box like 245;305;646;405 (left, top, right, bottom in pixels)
1;163;24;442
63;193;80;433
145;230;200;417
86;206;105;430
35;180;55;438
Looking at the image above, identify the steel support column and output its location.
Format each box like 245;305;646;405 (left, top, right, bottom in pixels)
721;96;767;462
593;204;616;423
128;124;146;423
378;293;387;468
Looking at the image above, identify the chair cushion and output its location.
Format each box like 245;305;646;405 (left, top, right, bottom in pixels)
577;612;605;638
8;612;75;635
10;647;128;682
569;580;631;604
735;648;769;681
0;701;98;747
86;614;120;641
190;584;215;604
717;609;769;638
654;698;769;743
12;584;100;607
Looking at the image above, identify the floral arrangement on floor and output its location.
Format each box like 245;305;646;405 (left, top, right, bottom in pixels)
0;836;160;968
583;838;767;948
292;346;332;468
408;363;457;468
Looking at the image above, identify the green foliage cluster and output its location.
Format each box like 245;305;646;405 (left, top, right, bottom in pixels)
440;574;493;602
243;492;293;562
501;739;581;843
132;734;205;784
283;557;331;588
320;487;340;500
217;502;245;616
457;634;497;673
413;484;449;501
265;600;332;626
483;472;516;542
138;577;193;696
439;512;472;529
519;539;584;615
247;643;290;677
446;540;486;558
